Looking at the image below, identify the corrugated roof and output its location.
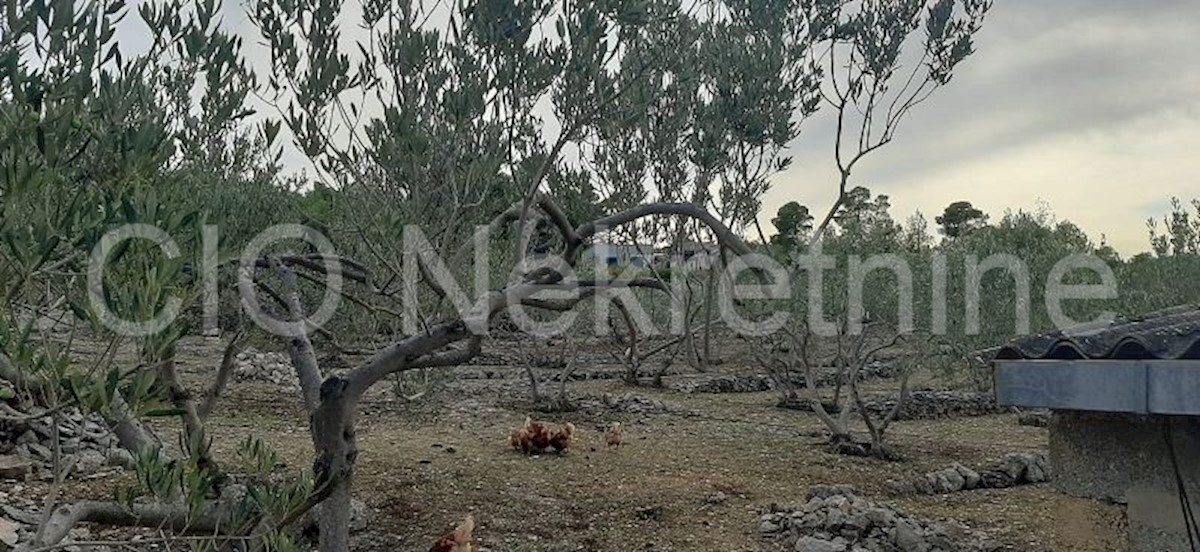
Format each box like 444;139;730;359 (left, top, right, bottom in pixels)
994;304;1200;360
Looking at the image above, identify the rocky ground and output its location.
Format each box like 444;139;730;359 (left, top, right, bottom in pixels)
862;391;1014;421
0;336;1127;551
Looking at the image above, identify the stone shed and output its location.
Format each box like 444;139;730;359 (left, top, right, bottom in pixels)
994;305;1200;552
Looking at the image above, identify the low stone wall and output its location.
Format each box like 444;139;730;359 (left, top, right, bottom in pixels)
671;374;776;394
575;393;693;415
780;390;1011;421
863;391;1011;420
888;452;1050;495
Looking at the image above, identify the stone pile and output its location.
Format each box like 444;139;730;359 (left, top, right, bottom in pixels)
0;405;130;481
456;368;509;380
778;361;902;389
545;367;626;382
1016;409;1051;428
888;452;1050;495
464;350;511;366
234;348;299;389
760;485;993;552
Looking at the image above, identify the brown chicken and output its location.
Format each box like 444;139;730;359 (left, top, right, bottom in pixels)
429;513;474;552
510;416;534;452
605;421;623;450
548;422;576;452
510;417;575;454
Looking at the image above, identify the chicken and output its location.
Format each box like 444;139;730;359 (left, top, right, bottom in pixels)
510;416;550;454
605;421;623;450
510;416;533;452
548;422;575;452
429;513;474;552
510;417;575;454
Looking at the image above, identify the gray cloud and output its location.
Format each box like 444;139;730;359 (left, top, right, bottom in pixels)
763;0;1200;255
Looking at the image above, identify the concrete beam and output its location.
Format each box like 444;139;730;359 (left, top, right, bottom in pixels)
995;360;1200;415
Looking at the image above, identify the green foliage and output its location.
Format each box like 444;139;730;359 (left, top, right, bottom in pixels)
935;200;988;238
237;435;282;480
831;186;900;248
1117;253;1200;315
1;0;307;547
248;0;833;283
938;209;1095;348
771;195;1187;352
771;201;814;251
1147;196;1200;257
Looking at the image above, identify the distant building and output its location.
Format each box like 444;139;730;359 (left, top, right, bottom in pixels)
675;240;718;257
657;240;719;271
584;243;657;268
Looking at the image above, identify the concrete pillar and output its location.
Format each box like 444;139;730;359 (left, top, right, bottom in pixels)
1050;410;1200;552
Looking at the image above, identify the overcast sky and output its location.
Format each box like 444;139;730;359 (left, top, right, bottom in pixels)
120;0;1200;256
762;0;1200;256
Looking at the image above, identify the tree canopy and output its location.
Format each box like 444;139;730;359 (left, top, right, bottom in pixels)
935;200;989;238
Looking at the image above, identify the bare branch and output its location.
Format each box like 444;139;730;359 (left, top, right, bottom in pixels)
154;348;217;472
274;260;324;412
198;330;248;419
409;336;481;369
573;202;755;262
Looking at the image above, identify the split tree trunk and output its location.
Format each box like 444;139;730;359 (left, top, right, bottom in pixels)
309;377;360;552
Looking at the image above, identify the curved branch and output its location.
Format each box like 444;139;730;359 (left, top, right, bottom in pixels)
275;260;324;412
0;352;50;399
572;203;754;262
198;330;248;419
449;193;581;272
18;500;233;552
252;280;369;356
410;336;482;369
343;320;474;399
249;255;370;286
519;278;669;312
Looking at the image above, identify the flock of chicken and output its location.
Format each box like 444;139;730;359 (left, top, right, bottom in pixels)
427;417;626;551
508;416;624;454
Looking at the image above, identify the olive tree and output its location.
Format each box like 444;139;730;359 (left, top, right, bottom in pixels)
0;0;323;550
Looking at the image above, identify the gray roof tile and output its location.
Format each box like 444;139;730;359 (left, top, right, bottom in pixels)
995;304;1200;360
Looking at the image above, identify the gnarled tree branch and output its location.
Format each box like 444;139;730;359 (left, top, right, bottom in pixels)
198;330;248;419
